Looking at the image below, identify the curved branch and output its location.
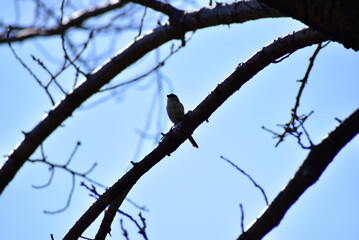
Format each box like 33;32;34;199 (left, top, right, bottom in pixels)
0;0;283;195
0;0;129;43
63;28;327;240
238;107;359;240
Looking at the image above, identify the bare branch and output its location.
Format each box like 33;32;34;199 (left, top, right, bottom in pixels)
44;174;76;214
263;41;330;148
99;37;190;92
238;108;359;240
257;0;359;50
0;0;130;43
28;142;103;188
118;211;149;240
125;199;149;212
31;55;68;96
95;186;133;240
6;27;56;105
0;0;286;195
137;7;148;38
239;203;245;233
28;141;105;214
63;28;327;240
120;219;130;240
60;0;88;78
221;156;269;205
292;41;330;115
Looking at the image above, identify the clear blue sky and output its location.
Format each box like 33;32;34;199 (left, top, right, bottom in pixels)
1;1;359;240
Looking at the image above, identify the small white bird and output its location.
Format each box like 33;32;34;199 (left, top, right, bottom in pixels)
166;93;199;148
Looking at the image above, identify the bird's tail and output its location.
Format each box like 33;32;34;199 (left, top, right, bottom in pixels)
188;135;199;148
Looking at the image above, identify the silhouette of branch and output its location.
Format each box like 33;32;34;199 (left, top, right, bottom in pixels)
118;211;149;240
120;219;130;240
1;0;285;196
63;28;327;240
30;55;68;96
80;182;148;240
0;0;130;43
292;41;331;115
238;108;359;240
80;182;101;199
262;41;330;148
28;141;105;214
6;26;56;105
221;156;268;205
44;174;76;214
137;6;148;38
7;23;95;105
94;187;130;240
59;0;88;78
125;199;149;212
81;182;148;211
239;203;245;233
99;37;190;92
262;111;314;149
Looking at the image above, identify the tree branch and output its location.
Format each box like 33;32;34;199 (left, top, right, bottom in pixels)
0;0;130;43
238;107;359;240
94;187;131;240
221;156;268;205
262;41;330;148
131;0;183;17
257;0;359;51
63;28;327;240
0;0;284;195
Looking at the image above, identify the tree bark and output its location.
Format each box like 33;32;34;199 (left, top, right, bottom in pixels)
258;0;359;50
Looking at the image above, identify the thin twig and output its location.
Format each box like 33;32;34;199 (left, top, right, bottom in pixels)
137;7;148;38
221;156;269;205
0;0;130;43
99;35;192;92
118;211;149;240
292;42;329;114
28;141;104;214
60;0;88;78
263;41;330;148
6;26;56;105
44;174;76;214
239;203;245;233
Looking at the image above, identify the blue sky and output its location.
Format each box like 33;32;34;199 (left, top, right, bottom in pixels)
1;1;359;240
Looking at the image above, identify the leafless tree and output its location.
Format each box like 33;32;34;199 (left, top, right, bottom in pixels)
1;0;358;239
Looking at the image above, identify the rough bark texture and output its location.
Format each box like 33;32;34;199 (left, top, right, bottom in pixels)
258;0;359;50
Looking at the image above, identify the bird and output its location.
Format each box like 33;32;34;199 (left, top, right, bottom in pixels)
166;93;199;148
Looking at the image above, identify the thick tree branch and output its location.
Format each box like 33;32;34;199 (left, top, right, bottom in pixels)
94;187;131;240
0;0;129;43
63;28;327;240
131;0;183;17
0;0;283;195
257;0;359;51
238;107;359;240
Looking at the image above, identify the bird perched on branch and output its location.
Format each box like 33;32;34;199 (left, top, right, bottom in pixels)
166;93;199;148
